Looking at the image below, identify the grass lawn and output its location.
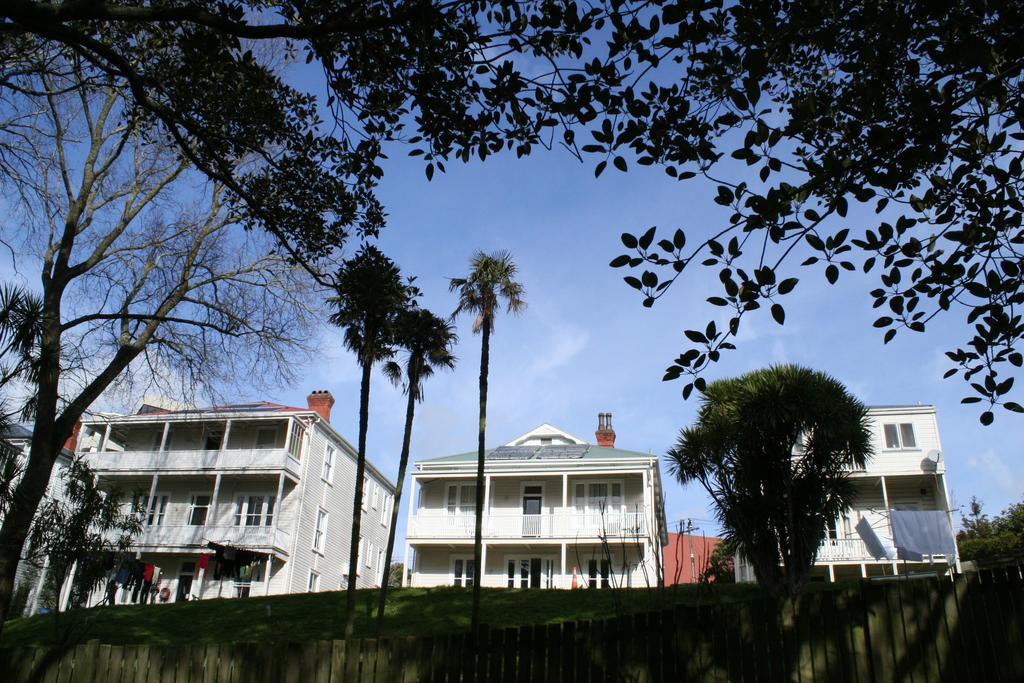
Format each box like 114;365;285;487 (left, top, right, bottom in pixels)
0;583;782;647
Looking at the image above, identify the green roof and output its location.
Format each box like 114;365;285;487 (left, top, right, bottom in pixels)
418;445;654;464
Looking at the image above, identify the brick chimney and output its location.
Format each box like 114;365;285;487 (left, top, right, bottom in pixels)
62;420;82;452
595;412;616;448
306;390;335;423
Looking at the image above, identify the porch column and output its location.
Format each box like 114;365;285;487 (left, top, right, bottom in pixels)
282;418;293;455
274;472;286;533
562;473;568;508
158;421;170;452
28;556;50;616
209;473;223;526
58;560;78;611
220;420;232;451
483;474;492;532
827;564;836;583
560;543;567;589
480;543;487;587
264;557;273;596
100;423;112;452
402;544;411;588
880;475;894;547
146;473;160;514
406;477;417;538
860;563;867;579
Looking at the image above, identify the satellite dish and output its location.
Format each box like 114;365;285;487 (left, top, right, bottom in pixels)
925;450;942;463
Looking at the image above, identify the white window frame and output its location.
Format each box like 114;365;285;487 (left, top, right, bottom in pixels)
287;421;305;460
143;492;170;526
503;554;557;589
361;484;368;512
380;494;390;526
371;483;380;509
187;492;213;527
322;445;335;484
313;508;328;553
445;482;478;515
450;555;475;587
234;493;277;527
882;422;918;450
307;571;320;593
573;479;625;514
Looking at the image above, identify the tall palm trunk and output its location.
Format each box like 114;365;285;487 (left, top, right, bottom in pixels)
374;357;421;635
343;359;373;639
471;317;491;634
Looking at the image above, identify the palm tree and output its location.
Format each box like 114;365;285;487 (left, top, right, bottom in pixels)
374;308;457;634
667;364;872;598
328;245;416;639
449;250;525;633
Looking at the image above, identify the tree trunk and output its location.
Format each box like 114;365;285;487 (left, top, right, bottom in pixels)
342;359;373;639
374;357;420;635
471;317;490;635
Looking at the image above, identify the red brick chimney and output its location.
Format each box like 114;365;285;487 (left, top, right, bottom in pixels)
595;412;616;448
62;420;82;452
306;390;335;423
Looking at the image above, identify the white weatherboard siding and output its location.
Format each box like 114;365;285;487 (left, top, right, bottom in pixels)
68;400;394;609
405;422;668;591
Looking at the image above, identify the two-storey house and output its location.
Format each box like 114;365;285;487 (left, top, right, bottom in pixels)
735;404;958;583
404;414;668;590
73;390;395;604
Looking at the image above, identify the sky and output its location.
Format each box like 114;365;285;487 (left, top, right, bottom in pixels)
247;140;1023;549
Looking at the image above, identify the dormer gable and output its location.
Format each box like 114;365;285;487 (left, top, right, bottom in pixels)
506;423;587;447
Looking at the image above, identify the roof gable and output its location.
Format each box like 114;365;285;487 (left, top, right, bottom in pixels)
505;423;587;447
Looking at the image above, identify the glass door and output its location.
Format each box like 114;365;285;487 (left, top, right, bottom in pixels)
521;485;543;536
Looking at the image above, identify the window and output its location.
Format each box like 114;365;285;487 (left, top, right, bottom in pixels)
883;423;917;449
445;483;477;515
143;494;169;526
357;537;364;575
313;508;328;552
256;427;277;448
322;445;335;483
377;548;385;578
188;495;211;526
287;422;304;459
307;571;320;593
361;485;368;512
372;483;380;509
452;558;475;587
380;495;390;526
365;541;374;568
234;495;276;527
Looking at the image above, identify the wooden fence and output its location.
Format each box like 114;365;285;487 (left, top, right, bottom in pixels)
2;572;1022;682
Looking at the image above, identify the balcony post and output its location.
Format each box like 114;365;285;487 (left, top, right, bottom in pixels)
264;557;273;596
146;473;159;520
483;474;492;535
480;542;487;587
560;542;567;588
220;420;232;451
158;422;170;452
210;473;222;526
402;543;411;587
282;418;293;456
100;423;111;452
274;472;285;532
405;476;417;538
880;475;894;543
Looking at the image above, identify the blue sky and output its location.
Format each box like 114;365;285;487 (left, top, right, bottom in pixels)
253;141;1023;547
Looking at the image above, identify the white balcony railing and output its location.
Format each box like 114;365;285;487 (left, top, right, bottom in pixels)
85;448;301;477
407;508;649;540
130;524;291;554
817;538;877;562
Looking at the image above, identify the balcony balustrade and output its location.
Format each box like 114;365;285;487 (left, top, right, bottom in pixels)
85;448;301;477
407;508;648;540
125;524;291;555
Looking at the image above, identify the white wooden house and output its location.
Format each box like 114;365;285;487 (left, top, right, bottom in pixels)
404;414;669;590
735;404;959;583
73;390;395;604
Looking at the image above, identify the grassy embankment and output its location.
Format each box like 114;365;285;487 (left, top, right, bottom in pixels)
1;583;792;647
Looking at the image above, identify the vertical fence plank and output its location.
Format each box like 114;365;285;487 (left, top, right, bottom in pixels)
329;640;346;683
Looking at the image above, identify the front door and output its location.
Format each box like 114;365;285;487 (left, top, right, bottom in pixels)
522;485;543;536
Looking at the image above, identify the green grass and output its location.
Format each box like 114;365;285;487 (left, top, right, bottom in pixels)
1;583;782;647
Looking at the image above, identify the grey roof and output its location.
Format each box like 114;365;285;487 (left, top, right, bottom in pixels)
419;444;654;464
1;423;34;440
